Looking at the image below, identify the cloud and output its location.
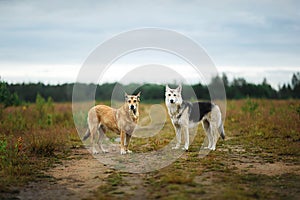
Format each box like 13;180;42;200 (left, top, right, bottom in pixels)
0;63;80;84
0;0;299;85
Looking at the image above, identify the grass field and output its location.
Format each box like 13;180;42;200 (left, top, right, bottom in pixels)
0;99;299;199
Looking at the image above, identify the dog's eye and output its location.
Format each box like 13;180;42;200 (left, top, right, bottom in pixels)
173;94;176;96
128;100;131;103
168;94;171;96
133;100;137;103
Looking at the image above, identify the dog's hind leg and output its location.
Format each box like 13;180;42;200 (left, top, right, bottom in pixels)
97;125;108;153
89;125;99;154
202;119;213;150
82;129;90;141
219;123;225;140
210;105;224;150
172;125;181;149
88;109;100;154
210;122;218;151
213;104;225;140
217;110;225;140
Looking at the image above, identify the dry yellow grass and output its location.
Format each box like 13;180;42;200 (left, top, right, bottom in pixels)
0;99;299;199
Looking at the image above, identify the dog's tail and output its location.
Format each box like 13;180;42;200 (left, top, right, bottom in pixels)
214;104;225;140
82;129;90;141
218;122;225;140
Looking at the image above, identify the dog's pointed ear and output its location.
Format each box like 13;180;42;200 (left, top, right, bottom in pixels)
125;92;128;100
136;91;141;102
177;84;182;93
166;85;170;91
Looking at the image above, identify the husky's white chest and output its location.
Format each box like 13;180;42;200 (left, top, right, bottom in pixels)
168;104;190;126
169;105;179;116
166;105;178;123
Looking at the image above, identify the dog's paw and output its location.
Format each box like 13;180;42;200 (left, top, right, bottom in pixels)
126;149;132;154
203;146;215;151
102;149;109;153
93;150;99;154
172;146;180;150
120;149;127;155
182;146;189;151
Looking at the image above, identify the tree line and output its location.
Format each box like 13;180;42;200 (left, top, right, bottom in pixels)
1;72;300;106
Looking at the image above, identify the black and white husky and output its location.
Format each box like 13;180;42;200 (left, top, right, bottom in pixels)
165;85;225;151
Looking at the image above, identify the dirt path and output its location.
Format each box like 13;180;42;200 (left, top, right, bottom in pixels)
15;148;150;200
8;141;300;200
16;148;111;200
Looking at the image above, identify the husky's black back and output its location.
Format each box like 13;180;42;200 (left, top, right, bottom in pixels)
188;101;213;123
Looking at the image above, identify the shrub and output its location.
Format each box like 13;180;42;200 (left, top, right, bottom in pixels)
35;94;54;127
242;98;259;115
0;79;20;107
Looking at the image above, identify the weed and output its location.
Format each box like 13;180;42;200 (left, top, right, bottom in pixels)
296;105;300;118
47;114;53;126
0;103;78;187
107;172;123;186
0;136;31;185
0;138;7;161
161;172;194;185
35;94;54;127
242;98;259;115
1;111;27;134
0;104;3;120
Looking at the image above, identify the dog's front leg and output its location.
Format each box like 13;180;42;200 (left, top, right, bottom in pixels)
210;122;217;151
172;124;181;149
207;124;214;150
125;133;132;153
183;126;189;151
120;130;126;155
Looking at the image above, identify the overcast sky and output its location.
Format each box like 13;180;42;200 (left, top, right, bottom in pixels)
0;0;299;88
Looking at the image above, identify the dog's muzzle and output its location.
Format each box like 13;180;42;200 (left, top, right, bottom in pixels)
130;105;135;110
170;99;175;104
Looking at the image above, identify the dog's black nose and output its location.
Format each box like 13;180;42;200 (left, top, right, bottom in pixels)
170;99;174;104
130;105;135;110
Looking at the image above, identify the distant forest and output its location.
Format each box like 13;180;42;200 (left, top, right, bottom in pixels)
1;73;300;106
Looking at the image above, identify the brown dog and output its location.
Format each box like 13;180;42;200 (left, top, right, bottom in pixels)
83;92;140;155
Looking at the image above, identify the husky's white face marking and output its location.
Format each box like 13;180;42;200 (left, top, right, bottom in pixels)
165;85;183;105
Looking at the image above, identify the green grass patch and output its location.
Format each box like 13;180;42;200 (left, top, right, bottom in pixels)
1;99;300;199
